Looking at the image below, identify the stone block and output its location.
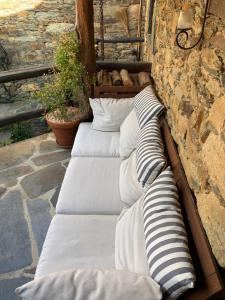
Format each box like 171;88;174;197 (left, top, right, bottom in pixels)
197;192;225;268
0;187;6;197
46;23;75;34
50;185;61;208
0;191;32;273
209;32;225;52
0;277;31;300
202;133;225;199
39;140;60;153
201;48;221;70
21;163;66;198
207;96;225;134
209;0;225;20
0;142;35;170
32;151;70;166
0;165;33;185
27;199;52;254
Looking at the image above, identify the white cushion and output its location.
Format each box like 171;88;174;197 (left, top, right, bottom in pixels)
72;123;120;157
56;157;123;215
35;214;118;278
16;269;162;300
115;196;149;276
119;151;144;207
90;97;134;131
119;109;140;159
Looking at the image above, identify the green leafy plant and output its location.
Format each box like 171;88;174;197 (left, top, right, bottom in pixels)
36;32;90;122
10;122;32;142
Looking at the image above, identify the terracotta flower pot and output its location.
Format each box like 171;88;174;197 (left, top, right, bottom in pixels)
45;108;85;148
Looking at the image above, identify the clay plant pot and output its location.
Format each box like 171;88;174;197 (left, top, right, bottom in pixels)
46;109;83;148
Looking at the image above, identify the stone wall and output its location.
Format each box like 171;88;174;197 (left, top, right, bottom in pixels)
0;0;76;102
145;0;225;267
0;0;76;69
93;0;146;60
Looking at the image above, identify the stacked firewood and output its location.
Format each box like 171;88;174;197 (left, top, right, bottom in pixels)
97;69;152;87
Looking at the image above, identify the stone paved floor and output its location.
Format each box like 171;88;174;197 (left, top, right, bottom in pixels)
0;133;70;300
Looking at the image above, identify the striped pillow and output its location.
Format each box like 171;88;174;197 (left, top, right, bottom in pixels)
143;167;196;299
134;85;165;129
136;117;166;188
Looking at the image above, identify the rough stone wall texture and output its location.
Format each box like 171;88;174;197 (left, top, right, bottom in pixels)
93;0;146;60
0;0;76;102
0;0;76;69
145;0;225;267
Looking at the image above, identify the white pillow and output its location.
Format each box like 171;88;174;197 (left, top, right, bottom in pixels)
15;269;162;300
115;196;150;276
119;150;144;207
119;109;140;159
90;97;134;132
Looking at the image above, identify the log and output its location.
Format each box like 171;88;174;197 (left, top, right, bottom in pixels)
97;70;103;86
102;70;112;86
120;69;134;86
76;0;96;78
138;72;151;86
112;70;122;86
130;73;140;86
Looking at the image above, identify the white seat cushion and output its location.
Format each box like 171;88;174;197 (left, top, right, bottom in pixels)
56;157;123;215
120;109;140;159
119;151;144;207
35;214;118;278
72;123;120;157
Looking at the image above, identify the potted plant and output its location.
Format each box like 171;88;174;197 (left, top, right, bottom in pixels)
37;32;91;148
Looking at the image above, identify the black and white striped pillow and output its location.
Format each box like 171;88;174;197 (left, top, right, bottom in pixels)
143;167;195;299
134;85;165;129
136;117;166;188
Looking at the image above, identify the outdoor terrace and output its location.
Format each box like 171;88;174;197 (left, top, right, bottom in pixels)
0;133;70;300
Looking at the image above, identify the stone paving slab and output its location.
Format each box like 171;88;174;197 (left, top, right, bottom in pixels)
0;277;31;300
27;199;52;255
21;163;66;198
32;150;70;166
0;142;35;170
0;190;32;273
0;165;33;185
0;133;70;299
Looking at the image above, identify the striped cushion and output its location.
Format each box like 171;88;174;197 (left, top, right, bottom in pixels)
136;117;166;188
134;85;165;129
143;167;195;299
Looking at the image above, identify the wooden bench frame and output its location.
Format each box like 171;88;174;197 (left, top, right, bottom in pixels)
93;86;224;299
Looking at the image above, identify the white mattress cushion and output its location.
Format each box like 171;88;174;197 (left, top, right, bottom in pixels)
115;196;149;276
35;214;118;278
17;269;162;300
119;151;144;207
119;109;140;159
56;157;123;215
72;123;120;157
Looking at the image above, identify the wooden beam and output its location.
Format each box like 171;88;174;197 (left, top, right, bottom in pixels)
95;37;145;44
96;61;151;72
0;109;44;128
0;65;55;84
76;0;96;77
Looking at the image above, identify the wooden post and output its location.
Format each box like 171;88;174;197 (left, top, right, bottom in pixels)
76;0;96;78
